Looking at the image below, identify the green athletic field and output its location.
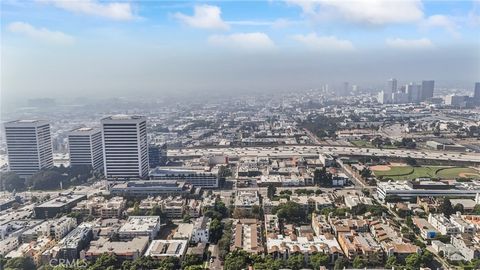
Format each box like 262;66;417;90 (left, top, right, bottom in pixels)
373;166;480;180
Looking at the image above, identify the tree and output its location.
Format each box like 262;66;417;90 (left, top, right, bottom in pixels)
185;266;204;270
253;255;285;270
453;203;464;214
439;198;454;217
371;137;383;148
267;184;276;199
181;254;202;269
182;213;191;223
351;203;368;216
405;253;421;269
29;170;65;190
314;167;332;187
420;250;433;267
360;168;372;179
474;204;480;215
405;157;417;166
131;202;142;216
406;216;414;229
224;250;249;270
286;253;304;270
209;218;223;243
274;201;305;224
385;255;397;269
352;256;366;268
217;221;233;260
89;253;119;270
1;172;26;192
5;257;36;270
310;253;330;269
157;257;180;270
218;165;232;178
147;205;162;216
334;257;348;270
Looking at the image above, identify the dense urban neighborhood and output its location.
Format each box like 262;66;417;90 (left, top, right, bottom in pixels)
1;82;480;270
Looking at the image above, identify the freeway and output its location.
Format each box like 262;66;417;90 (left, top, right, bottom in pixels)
168;145;480;163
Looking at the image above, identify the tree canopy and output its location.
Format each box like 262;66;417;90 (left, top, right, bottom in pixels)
273;201;305;224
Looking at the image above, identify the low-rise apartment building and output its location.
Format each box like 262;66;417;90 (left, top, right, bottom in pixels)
235;190;260;213
144;240;188;259
413;217;439;239
72;196;125;218
84;236;149;261
231;219;263;254
290;194;334;213
428;213;460;235
191;217;210;243
329;217;369;236
118;216;160;240
337;232;384;264
451;233;480;261
267;233;343;264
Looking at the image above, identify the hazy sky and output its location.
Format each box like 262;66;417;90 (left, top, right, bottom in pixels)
2;0;480;104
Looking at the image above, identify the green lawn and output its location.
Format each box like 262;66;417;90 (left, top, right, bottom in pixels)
436;167;480;179
373;166;480;180
351;140;373;147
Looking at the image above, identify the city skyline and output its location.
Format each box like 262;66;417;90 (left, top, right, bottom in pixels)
2;0;480;104
2;2;480;270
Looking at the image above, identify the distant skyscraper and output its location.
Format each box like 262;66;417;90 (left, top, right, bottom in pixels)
4;120;53;178
387;78;397;93
342;82;350;96
474;82;480;104
68;127;103;170
392;91;409;104
381;78;397;104
445;94;467;107
101;115;149;180
421;80;435;101
406;83;422;103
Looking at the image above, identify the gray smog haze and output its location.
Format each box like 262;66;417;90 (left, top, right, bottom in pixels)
2;43;479;104
2;0;480;108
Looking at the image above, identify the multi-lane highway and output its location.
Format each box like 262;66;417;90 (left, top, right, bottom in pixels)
168;145;480;163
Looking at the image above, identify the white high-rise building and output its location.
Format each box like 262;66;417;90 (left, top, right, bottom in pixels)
68;127;104;170
385;78;397;103
379;78;397;104
101;115;149;180
4;120;53;178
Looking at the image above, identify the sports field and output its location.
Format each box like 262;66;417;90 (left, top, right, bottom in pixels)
371;165;480;180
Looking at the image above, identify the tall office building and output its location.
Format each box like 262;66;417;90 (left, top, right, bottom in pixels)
4;120;53;178
387;78;397;93
474;82;480;105
380;78;397;104
406;83;422;103
421;80;435;101
101;115;149;180
68;127;103;170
